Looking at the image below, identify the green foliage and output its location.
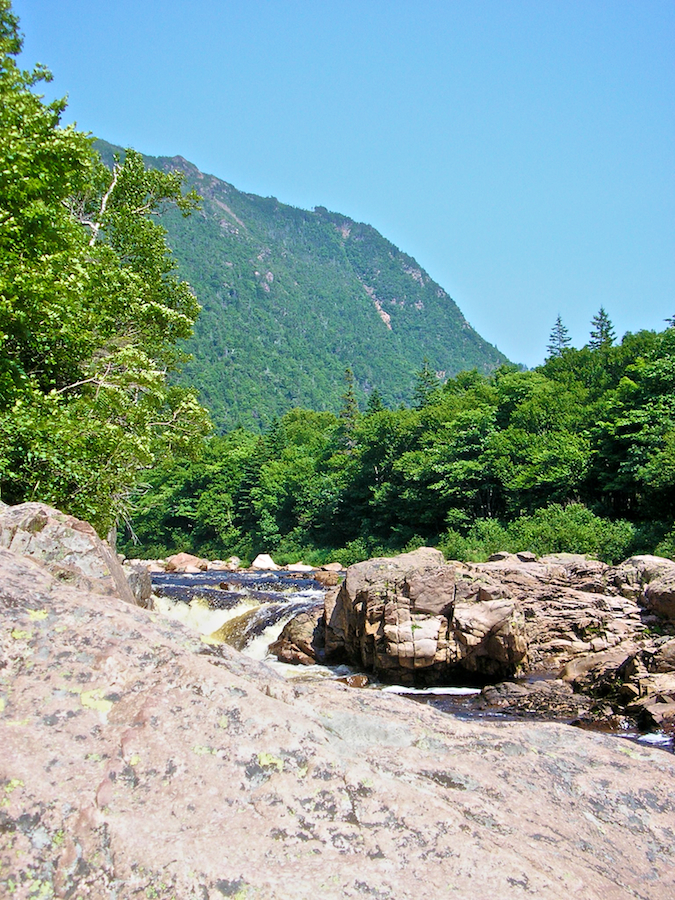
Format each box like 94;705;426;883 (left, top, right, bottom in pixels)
0;3;209;533
439;504;636;564
123;321;675;566
94;140;508;433
655;526;675;561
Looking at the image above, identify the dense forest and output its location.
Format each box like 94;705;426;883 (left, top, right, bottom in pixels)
95;140;507;432
1;0;673;569
120;318;675;565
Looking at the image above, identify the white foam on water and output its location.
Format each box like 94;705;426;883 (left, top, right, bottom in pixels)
381;685;481;696
154;593;260;636
243;610;298;662
636;732;673;747
242;594;322;661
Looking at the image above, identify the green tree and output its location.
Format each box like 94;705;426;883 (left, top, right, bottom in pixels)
412;359;440;408
588;306;616;350
546;314;572;359
365;388;384;415
338;366;359;449
0;1;209;533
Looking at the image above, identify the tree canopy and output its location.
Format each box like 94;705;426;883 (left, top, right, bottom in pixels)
0;0;209;533
121;323;675;566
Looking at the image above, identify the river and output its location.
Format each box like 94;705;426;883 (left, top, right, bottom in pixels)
152;568;674;752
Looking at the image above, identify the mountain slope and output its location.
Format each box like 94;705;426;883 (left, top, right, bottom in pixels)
96;140;508;431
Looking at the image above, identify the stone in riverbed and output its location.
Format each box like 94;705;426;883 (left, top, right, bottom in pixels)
286;562;315;572
268;606;325;665
324;547;528;683
313;569;340;586
165;551;209;573
251;552;280;570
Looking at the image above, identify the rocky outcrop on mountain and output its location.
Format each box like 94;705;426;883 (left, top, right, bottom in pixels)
2;514;674;900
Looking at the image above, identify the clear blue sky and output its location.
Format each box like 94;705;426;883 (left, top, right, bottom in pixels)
13;0;674;367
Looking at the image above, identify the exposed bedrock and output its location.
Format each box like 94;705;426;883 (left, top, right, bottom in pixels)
271;547;675;724
2;508;675;899
323;548;527;685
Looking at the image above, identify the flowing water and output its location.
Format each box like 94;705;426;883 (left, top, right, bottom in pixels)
152;569;674;752
152;570;324;663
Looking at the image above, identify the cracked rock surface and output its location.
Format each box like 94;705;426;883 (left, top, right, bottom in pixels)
1;508;675;898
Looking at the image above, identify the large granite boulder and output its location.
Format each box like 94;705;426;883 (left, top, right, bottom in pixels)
1;538;674;899
324;548;528;684
288;546;675;723
165;551;209;573
0;501;136;605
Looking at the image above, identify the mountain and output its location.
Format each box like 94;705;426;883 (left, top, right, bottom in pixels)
96;140;508;432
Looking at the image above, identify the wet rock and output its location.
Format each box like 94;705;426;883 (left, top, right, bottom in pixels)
478;678;594;720
335;673;370;688
268;607;326;665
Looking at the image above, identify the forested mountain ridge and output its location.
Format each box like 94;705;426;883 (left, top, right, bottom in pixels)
96;140;508;432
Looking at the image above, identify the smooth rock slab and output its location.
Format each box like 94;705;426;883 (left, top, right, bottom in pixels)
1;548;675;899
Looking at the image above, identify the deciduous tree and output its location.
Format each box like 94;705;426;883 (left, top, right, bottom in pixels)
0;1;209;532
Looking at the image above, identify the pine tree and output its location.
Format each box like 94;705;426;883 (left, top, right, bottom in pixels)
546;315;572;359
338;367;359;450
588;306;616;350
365;388;384;415
412;359;440;408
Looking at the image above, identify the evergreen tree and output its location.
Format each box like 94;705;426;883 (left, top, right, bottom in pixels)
365;388;384;415
412;359;440;408
338;367;359;449
546;314;572;358
588;306;616;350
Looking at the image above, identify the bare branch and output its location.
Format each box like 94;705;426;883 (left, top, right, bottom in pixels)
88;163;121;246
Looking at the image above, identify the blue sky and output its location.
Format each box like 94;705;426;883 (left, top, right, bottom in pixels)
13;0;674;367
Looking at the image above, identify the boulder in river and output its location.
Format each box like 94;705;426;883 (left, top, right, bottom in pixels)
251;552;280;570
324;547;527;684
274;546;675;725
165;551;209;573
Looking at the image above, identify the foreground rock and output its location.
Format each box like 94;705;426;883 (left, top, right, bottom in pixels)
0;501;136;605
2;541;675;899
